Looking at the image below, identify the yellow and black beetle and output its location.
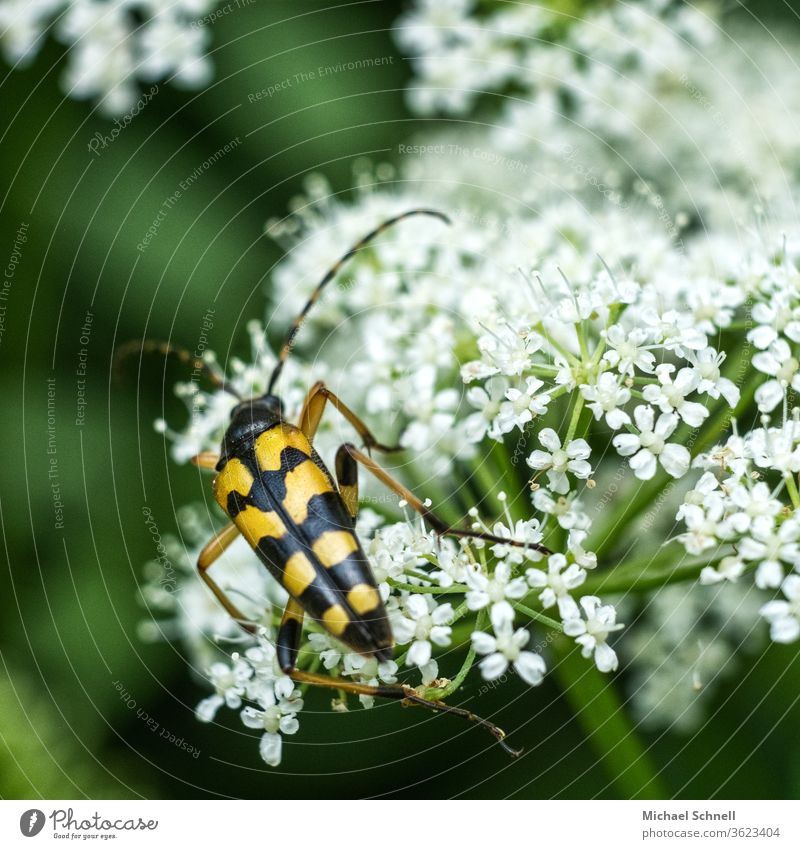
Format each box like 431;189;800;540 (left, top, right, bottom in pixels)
120;210;550;754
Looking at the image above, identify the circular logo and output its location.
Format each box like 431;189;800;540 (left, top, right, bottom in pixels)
19;809;46;837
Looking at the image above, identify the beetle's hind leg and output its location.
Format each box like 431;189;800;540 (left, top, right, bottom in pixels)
285;667;521;757
299;381;403;453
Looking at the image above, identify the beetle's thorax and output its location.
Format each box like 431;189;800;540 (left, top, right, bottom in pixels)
218;393;284;467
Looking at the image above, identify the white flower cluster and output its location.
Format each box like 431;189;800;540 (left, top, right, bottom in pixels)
678;416;800;638
128;0;800;754
398;0;712;124
397;0;800;225
195;638;303;767
0;0;214;114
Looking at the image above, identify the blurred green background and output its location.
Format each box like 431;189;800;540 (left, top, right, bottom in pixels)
3;0;800;799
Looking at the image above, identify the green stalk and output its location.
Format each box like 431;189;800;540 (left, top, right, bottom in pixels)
388;579;468;594
551;637;667;798
512;601;563;632
580;550;733;596
564;393;586;444
785;474;800;510
424;610;488;700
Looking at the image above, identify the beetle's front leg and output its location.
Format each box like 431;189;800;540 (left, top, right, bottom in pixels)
197;522;259;632
191;451;221;470
298;380;402;453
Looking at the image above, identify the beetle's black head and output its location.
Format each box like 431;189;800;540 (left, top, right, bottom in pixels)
218;393;284;466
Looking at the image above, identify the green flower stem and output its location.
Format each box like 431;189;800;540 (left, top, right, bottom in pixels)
577;321;591;361
785;473;800;510
388;579;469;594
424;611;487;700
581;549;732;596
534;321;580;365
551;636;667;799
471;451;508;510
512;601;563;632
564;393;586;444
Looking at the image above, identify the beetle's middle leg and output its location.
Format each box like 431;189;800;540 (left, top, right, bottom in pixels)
197;522;260;633
340;444;551;555
299;380;402;453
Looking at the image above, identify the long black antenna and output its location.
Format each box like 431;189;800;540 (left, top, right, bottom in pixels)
266;208;450;394
114;339;242;400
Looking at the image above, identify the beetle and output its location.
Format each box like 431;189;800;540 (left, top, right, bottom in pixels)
120;209;550;754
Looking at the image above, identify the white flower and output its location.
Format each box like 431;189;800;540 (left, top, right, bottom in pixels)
677;500;725;556
5;1;218;115
244;639;294;703
642;363;709;426
527;428;592;494
195;658;252;722
721;481;782;535
738;516;800;589
602;324;655;376
486;516;546;564
752;339;800;412
580;371;632;429
471;606;546;686
700;556;746;585
533;489;590;531
760;574;800;643
748;297;800;350
477;323;543;376
463;378;506;442
748;422;800;475
461;359;499;383
562;596;624;672
465;562;528;618
642;309;708;354
391;594;453;675
493;376;551;435
685;347;740;407
241;687;303;767
612;406;690;480
526;553;585;619
343;654;399;708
